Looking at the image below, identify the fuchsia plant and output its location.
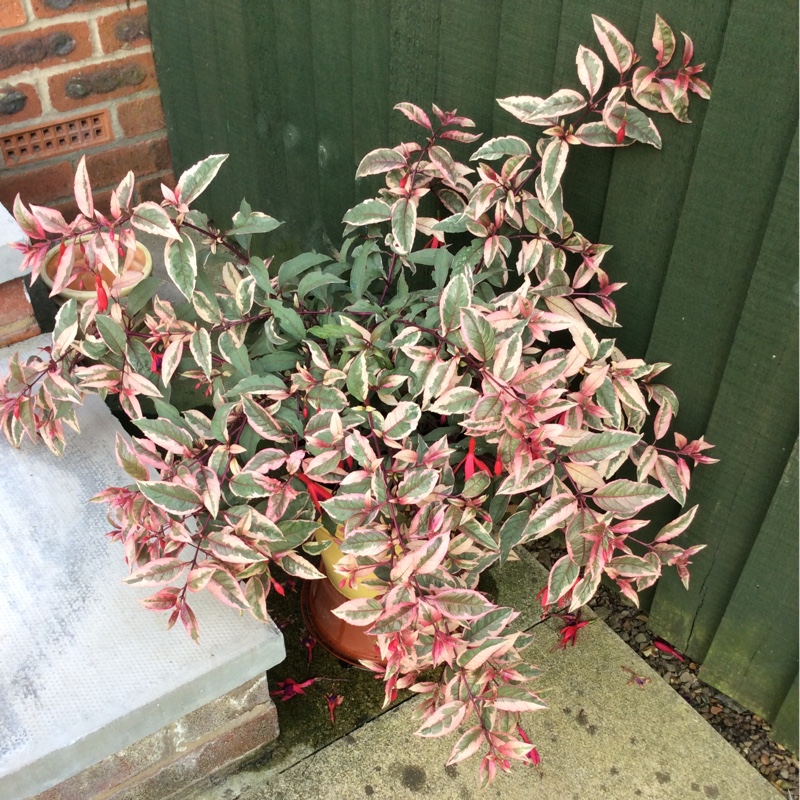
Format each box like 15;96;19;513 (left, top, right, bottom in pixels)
1;15;716;785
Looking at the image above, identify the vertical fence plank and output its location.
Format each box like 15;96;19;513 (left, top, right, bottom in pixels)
644;0;798;439
698;442;798;727
310;0;356;244
599;0;729;357
551;0;642;241
772;676;799;755
146;0;798;735
436;0;501;135
491;0;561;137
649;126;799;659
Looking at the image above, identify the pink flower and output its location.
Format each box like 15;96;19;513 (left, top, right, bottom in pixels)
269;677;317;702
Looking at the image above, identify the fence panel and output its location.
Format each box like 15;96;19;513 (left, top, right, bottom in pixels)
147;0;798;748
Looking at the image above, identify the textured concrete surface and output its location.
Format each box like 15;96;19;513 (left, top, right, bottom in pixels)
0;336;285;800
185;551;780;800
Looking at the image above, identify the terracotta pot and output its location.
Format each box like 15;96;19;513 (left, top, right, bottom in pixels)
300;526;385;667
41;235;152;303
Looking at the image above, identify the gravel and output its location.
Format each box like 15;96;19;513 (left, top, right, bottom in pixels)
527;540;798;798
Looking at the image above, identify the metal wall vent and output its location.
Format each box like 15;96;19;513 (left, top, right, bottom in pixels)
2;111;111;166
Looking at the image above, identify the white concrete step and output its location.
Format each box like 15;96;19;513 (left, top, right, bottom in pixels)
0;335;285;800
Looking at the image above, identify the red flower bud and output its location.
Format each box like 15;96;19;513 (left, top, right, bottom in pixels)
616;118;627;144
95;274;108;312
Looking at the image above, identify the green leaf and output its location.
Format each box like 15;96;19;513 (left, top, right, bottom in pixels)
496;95;544;124
391;196;416;255
320;493;369;524
123;557;186;586
429;386;479;415
227;210;282;236
652;13;676;67
462;471;491;499
190;328;212;378
460;307;495;362
434;589;495;620
176;154;228;205
346;351;369;402
331;597;383;625
342;198;392;226
246;256;273;293
218;330;251;376
547;554;579;604
278;252;331;289
355;147;406;177
115;433;148;481
439;273;471;332
592;15;635;73
576;45;604;97
464;607;517;643
264;299;306;340
339;529;390;556
131;202;180;239
470;135;531;161
512;89;586;125
297;272;346;301
125;275;159;316
592;479;667;514
446;727;484;767
498;510;528;565
564;431;641;462
95;314;127;356
382;401;421;440
210;402;236;443
137;480;201;515
415;701;467;738
396;468;438;503
540;138;568;202
134;417;194;454
573;122;621;148
164;230;198;299
242;396;286;441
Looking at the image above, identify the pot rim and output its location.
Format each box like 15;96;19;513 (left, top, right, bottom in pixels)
41;234;153;301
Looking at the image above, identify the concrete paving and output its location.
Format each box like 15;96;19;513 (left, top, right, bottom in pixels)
183;550;780;800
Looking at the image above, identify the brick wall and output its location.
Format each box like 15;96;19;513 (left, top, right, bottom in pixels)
0;0;173;218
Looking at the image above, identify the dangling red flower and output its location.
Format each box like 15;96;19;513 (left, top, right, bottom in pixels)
454;438;492;480
95;274;108;312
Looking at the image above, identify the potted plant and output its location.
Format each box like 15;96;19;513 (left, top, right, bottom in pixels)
21;166;154;307
1;14;716;784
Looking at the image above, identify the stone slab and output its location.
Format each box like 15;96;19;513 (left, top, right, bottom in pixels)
35;675;279;800
187;550;780;800
0;335;286;800
0;202;26;283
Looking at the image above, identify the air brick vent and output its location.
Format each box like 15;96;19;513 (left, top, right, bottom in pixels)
2;111;111;166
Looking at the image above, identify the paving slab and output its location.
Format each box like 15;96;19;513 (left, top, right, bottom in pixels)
184;550;780;800
0;335;286;800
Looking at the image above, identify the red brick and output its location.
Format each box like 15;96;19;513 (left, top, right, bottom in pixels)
52;187;112;222
0;21;93;81
0;158;73;206
0;277;39;348
30;0;141;20
0;0;25;30
85;135;171;189
137;171;176;205
0;82;43;130
116;93;164;138
48;51;158;114
97;7;150;54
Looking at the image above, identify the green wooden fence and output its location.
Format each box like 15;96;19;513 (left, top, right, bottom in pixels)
147;0;798;750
